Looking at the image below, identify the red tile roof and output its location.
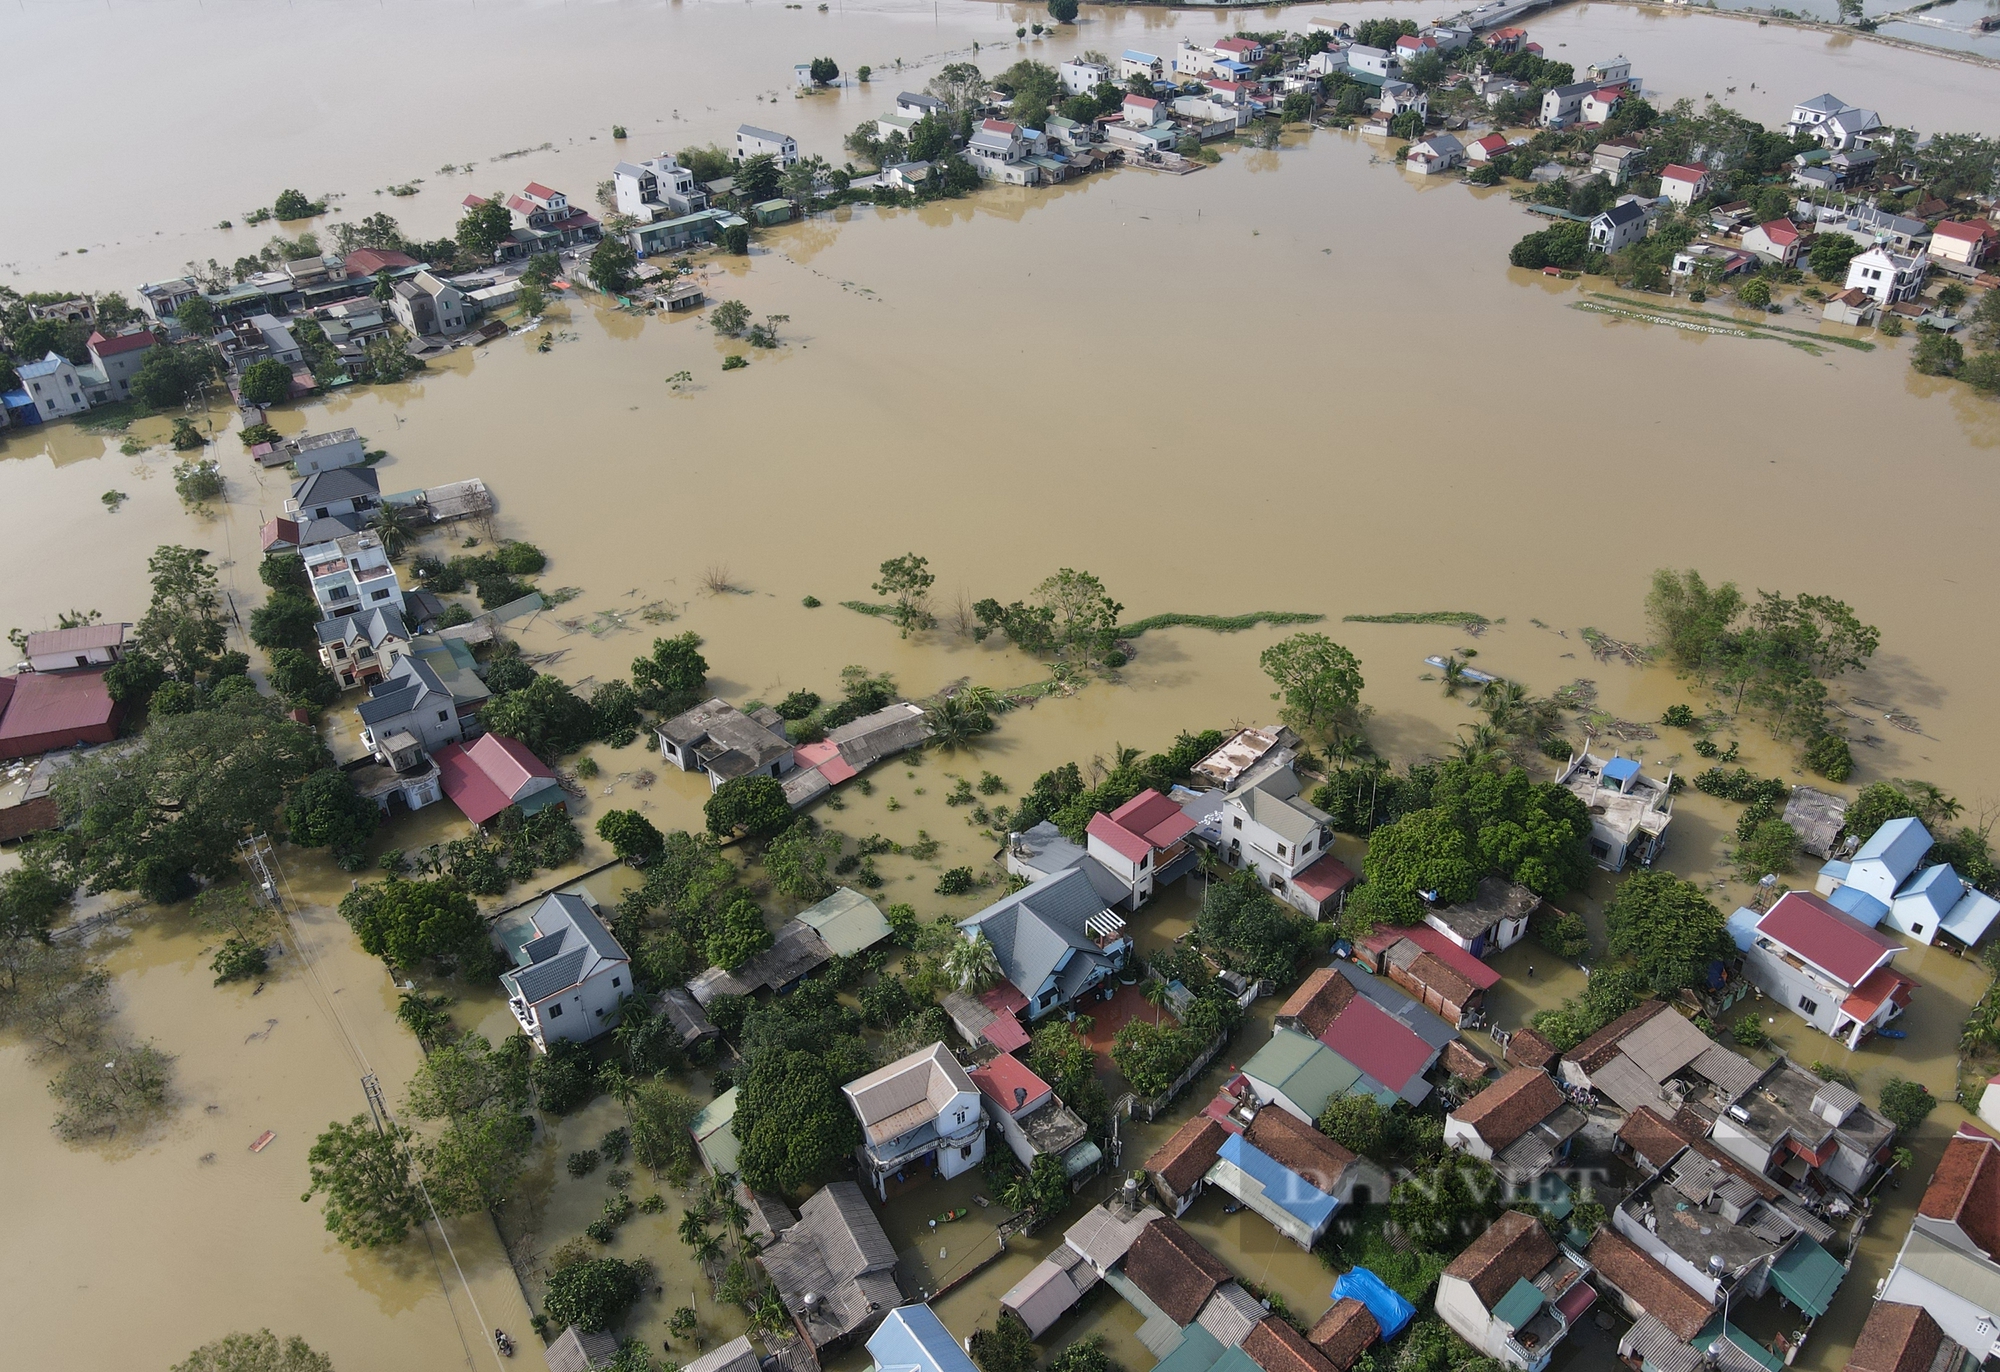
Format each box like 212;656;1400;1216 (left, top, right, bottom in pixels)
1123;1218;1233;1324
1244;1103;1356;1193
1847;1303;1946;1372
1124;96;1159;108
982;119;1018;133
971;1053;1051;1117
1146;1114;1231;1197
435;734;557;825
1592;86;1625;100
1660;162;1708;182
0;669;120;758
1110;789;1195;847
1757;219;1802;246
1279;968;1356;1037
1216;37;1261;52
260;518;300;552
1294;854;1357;903
462;194;489;209
87;329;155;357
1306;1299;1379;1371
345;248;418;276
522;182;561;200
1318;993;1436;1097
1504;1026;1558;1071
1617;1106;1700;1170
1243;1316;1336;1372
1088;812;1152;864
1451;1068;1564;1151
1444;1211;1555;1311
792;739;857;785
1919;1133;2000;1256
1586;1230;1713;1341
1758;890;1901;987
1471;134;1509;155
1840;965;1919;1021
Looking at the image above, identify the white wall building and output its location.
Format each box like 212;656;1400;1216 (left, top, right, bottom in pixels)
843;1042;987;1200
734;125;799;166
502;890;633;1049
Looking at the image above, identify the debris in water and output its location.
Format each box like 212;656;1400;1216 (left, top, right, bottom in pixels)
1579;627;1650;666
250;1130;276;1153
1552;680;1598;711
199;1152;217;1165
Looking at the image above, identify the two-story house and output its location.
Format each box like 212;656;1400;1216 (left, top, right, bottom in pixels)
1740;891;1914;1049
959;864;1129;1020
1845;244;1931;305
966;119;1039;184
1436;1211;1593;1372
971;1051;1095;1185
613;155;710;223
1786;92;1850;140
1344;45;1400;81
656;697;793;790
303;529;404;620
1119;49;1165;83
1878;1127;2000;1363
1580;87;1625;125
357;643;484;761
83;328;156;403
1707;1058;1895;1198
1658;162;1712;206
1059;59;1109;94
389;270;468;334
1540;80;1596;128
735;125;799;166
842;1042;985;1199
501;889;632;1049
315;604;411;688
1741;218;1807;267
1203;775;1354;919
289;466;381;523
16;352;90;420
1931;219;1995;273
1554;750;1674;870
1591;140;1645;185
283;427;366;475
138;277;203;326
1590;200;1652;254
1083;789;1199;910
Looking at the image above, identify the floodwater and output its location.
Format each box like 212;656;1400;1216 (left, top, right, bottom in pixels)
4;1;2000;1369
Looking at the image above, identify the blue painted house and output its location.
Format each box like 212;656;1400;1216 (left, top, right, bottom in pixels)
1205;1131;1340;1249
1818;816;2000;947
868;1304;978;1372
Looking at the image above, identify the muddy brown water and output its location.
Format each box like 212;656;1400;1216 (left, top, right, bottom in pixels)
4;1;2000;1368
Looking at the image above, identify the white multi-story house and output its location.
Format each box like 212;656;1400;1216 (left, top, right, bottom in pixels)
1213;778;1350;919
357;645;482;759
1846;244;1930;304
1555;751;1673;870
1590;199;1652;254
1119;49;1164;83
612;154;710;223
735;124;799;166
1120;95;1168;129
1878;1128;2000;1363
389;271;467;336
1580;87;1624;125
966;119;1039;185
16;352;90;420
1817;816;2000;947
1540;80;1595;129
959;865;1130;1020
843;1042;986;1200
1059;59;1108;95
1379;81;1427;121
1739;890;1914;1049
1588;56;1633;84
1658;162;1712;207
1786;93;1850;140
288;466;381;523
1083;788;1199;910
304;528;405;620
502;889;633;1049
1345;44;1399;80
1174;41;1213;78
1931;220;1992;272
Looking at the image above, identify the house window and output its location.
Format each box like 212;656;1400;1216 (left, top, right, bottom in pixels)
961;1146;973;1159
1139;853;1150;870
1910;925;1924;937
1797;995;1819;1015
370;589;390;601
1276;843;1287;859
549;1003;563;1018
1270;875;1285;890
437;710;449;722
612;976;621;988
1232;817;1243;830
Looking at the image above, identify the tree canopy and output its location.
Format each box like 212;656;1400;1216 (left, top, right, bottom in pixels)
136;544;229;680
240;357;293;406
456;195;514;260
732;980;870;1192
303;1113;424;1249
172;1330;334;1372
705;775;792;841
1259;633;1364;735
338;877;490;972
1603;871;1733;994
631;631;708;714
285;768;379;859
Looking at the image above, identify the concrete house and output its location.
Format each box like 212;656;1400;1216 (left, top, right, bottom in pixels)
303;529;404;619
137;277;203;325
613;154;710;222
1119;49;1165;82
1378;81;1426;121
656;697;793;790
83;328;155;402
1579;87;1625;126
390;271;467;336
1344;45;1400;81
1846;245;1931;306
284;427;366;475
358;648;480;760
1591;140;1645;185
1819;106;1883;151
0;669;124;760
1084;788;1199;910
761;1182;901;1354
1206;1103;1388;1249
501;890;632;1049
867;1305;978;1372
315;604;410;687
1658;162;1711;206
1422;876;1539;959
1878;1128;2000;1363
1584;1229;1722;1369
1239;1025;1362;1124
1931;219;1993;272
1540;81;1596;129
1741;218;1807;267
290;466;380;522
21;623;131;673
1145;1114;1232;1217
1436;1211;1593;1371
1186;767;1354;919
1467;133;1510;165
842;1042;986;1199
971;1051;1095;1183
1445;1068;1586;1186
1786;92;1850;139
736;125;799;165
1406;134;1465;176
1589;200;1651;253
17;352;89;420
1555;998;1762;1117
1741;890;1915;1048
958;864;1130;1019
967;119;1039;185
436;731;566;826
1555;751;1674;870
1706;1058;1895;1197
1819;816;2000;947
1060;59;1110;94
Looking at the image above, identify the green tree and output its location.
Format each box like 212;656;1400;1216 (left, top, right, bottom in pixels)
909;114;953;163
273;189;320;220
874;553;937;636
1401;51;1447;91
1735;817;1800;880
405;1031;531;1121
764;820;841;901
736;153;783;201
598;810;666;866
1879;1077;1937;1131
0;863;71;946
1807;234;1861;283
260;551;308;595
397;988;457;1050
1362;808;1479;908
1430;762;1593;897
1389;1151;1502;1249
303;1114;424;1248
1196;868;1308;980
1047;0;1079;19
969;1311;1038;1372
1260;632;1364;734
1603;870;1732;994
705;896;773;970
628;1079;702;1172
417;1107;535;1215
456;195;514;261
545;1257;654;1334
705;775;792;840
631;631;708;714
1916;132;2000;200
172;1330;334;1372
250;591;319;653
338;878;489;971
136;544;229;680
1046;1336;1116;1372
1912;328;1964;378
588;236;639;296
130;341;223;408
733;1043;863;1193
482;673;598;758
286;768;379;856
176;296;218;337
240;358;293;406
809;57;840;84
267;647;337;709
1318;1094;1392;1160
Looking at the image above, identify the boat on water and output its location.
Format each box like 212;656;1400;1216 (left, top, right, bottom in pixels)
933;1207;968;1224
1423;656;1500;685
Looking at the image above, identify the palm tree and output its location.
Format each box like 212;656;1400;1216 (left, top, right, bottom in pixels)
370;500;422;560
1142;977;1171;1025
1453;724;1507;771
1480;680;1527;730
923;687;999;751
944;931;1002;991
1438;655;1468;697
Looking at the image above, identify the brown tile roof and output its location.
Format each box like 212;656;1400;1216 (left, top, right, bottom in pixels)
1123;1217;1234;1325
1563;998;1668;1074
1278;967;1357;1038
1443;1211;1557;1311
1405;951;1477;1009
1617;1107;1701;1171
1505;1027;1559;1072
1306;1299;1380;1371
1586;1230;1714;1342
1441;1039;1490;1080
1846;1302;1947;1372
1451;1068;1564;1152
1246;1104;1358;1193
1243;1316;1337;1372
1918;1134;2000;1256
1146;1115;1230;1199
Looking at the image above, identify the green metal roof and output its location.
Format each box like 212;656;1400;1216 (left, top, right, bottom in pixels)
1491;1278;1546;1332
1768;1235;1843;1318
1150;1325;1223;1372
691;1087;740;1176
1241;1027;1362;1119
796;887;891;957
1697;1316;1782;1372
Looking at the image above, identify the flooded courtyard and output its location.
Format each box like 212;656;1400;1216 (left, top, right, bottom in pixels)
4;1;2000;1368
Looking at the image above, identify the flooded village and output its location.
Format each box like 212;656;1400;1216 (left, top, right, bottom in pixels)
5;2;2000;1372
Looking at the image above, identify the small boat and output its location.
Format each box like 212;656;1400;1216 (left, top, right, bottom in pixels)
934;1207;969;1224
1423;656;1500;686
1877;1028;1908;1040
250;1130;276;1153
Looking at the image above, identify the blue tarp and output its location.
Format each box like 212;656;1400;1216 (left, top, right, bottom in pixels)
1331;1268;1416;1341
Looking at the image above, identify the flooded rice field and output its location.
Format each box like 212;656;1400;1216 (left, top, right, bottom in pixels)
4;1;2000;1368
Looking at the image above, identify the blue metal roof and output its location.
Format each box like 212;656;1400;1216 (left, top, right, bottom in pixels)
1726;907;1762;952
1827;883;1889;927
868;1304;979;1372
1942;889;2000;945
1123;49;1158;62
1217;1132;1340;1231
1818;859;1851;884
1852;816;1932;878
1602;757;1641;783
1896;863;1963;922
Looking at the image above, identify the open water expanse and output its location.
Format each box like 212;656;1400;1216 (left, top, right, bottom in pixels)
3;2;2000;1368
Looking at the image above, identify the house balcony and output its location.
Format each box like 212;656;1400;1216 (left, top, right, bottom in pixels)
508;996;544;1048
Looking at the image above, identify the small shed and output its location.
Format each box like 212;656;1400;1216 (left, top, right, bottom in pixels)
691;1087;741;1175
753;199;794;226
1784;785;1849;859
796;887;892;957
545;1324;620;1372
